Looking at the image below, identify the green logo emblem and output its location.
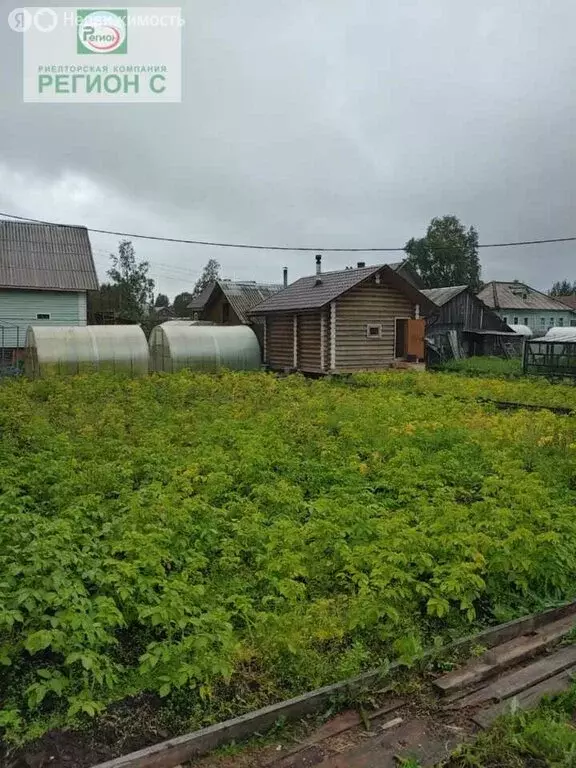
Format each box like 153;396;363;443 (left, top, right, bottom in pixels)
77;9;128;54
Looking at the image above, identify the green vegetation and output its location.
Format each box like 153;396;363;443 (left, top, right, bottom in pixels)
439;356;523;379
353;370;576;410
1;371;576;745
448;684;576;767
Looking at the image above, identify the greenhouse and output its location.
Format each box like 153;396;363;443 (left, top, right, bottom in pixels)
523;335;576;378
24;325;149;378
149;322;262;373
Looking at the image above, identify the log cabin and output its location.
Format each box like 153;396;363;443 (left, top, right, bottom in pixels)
250;257;435;374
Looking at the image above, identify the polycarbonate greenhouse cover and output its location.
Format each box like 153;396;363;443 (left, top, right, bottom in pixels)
149;322;261;372
542;327;576;342
25;325;149;377
508;324;533;337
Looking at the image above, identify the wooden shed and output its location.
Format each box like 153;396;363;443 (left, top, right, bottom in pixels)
188;280;284;326
250;258;434;374
422;285;518;360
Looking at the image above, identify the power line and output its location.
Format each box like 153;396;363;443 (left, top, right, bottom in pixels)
91;248;203;279
1;210;576;252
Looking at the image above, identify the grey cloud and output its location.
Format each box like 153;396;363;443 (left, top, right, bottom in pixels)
0;0;575;296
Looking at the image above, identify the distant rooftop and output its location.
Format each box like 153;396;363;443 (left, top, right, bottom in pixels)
557;294;576;310
478;281;572;312
188;279;283;324
421;285;468;307
0;220;98;292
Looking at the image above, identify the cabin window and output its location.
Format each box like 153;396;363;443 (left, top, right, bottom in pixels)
366;324;382;339
523;317;529;325
36;313;50;320
559;317;564;327
502;316;508;324
550;317;555;326
222;302;230;323
513;316;519;325
540;317;546;327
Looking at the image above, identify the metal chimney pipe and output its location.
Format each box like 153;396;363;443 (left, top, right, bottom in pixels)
283;267;288;288
315;254;322;275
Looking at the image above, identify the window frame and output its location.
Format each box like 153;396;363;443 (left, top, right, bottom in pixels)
36;313;51;320
366;323;382;339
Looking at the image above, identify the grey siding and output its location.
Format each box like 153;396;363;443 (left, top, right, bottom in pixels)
0;289;87;348
334;277;414;371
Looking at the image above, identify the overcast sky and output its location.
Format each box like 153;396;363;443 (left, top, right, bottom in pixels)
1;0;575;298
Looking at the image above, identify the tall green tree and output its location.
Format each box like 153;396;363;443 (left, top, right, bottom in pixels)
172;260;221;317
107;240;155;323
173;292;194;317
154;293;170;307
192;258;220;297
549;280;576;297
405;216;481;291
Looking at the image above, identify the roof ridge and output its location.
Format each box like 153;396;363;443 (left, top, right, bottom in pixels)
296;264;382;279
0;219;88;232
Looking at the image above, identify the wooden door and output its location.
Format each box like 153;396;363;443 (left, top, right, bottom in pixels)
406;319;425;360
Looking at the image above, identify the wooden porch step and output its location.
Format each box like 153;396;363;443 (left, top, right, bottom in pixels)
433;613;576;697
473;665;576;729
448;645;576;710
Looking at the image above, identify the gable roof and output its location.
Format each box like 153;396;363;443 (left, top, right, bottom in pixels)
188;282;216;312
478;281;571;312
421;285;468;307
189;280;284;324
557;294;576;310
250;263;434;315
0;221;98;292
388;260;425;289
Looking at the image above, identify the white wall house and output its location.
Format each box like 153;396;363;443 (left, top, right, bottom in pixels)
0;220;98;361
478;281;576;335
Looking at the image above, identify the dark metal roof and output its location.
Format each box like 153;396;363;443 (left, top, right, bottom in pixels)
250;263;434;315
421;285;468;306
188;280;283;323
478;281;570;312
0;221;98;292
188;282;216;311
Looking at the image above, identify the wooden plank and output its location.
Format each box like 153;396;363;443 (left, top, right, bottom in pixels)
434;612;576;696
473;665;576;729
276;697;406;763
452;645;576;710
